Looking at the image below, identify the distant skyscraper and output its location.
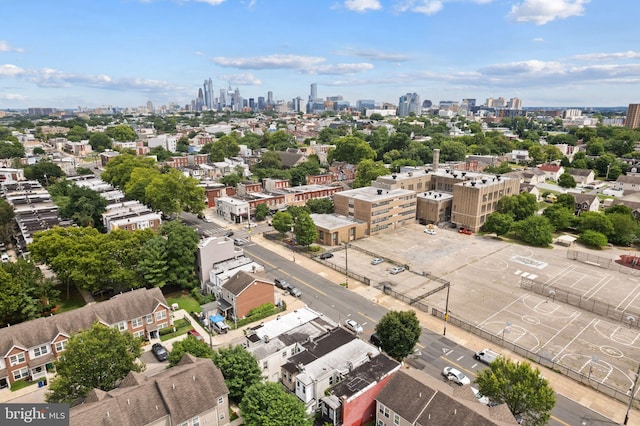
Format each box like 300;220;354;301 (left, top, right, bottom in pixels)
196;88;205;111
310;83;317;101
508;97;522;110
203;78;214;109
267;91;274;106
356;99;375;112
219;89;227;108
625;104;640;129
398;93;421;117
146;100;154;112
257;96;266;110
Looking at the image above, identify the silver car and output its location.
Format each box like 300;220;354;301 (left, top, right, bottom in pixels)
390;266;405;275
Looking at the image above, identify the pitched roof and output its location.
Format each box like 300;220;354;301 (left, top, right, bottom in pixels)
0;287;168;357
329;353;400;400
567;168;593;176
573;193;598;205
70;354;228;426
376;370;436;423
278;151;305;168
222;271;271;296
538;164;562;172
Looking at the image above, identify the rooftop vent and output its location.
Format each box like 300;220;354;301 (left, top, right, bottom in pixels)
392;175;397;180
461;172;467;177
471;181;477;186
482;179;487;184
377;189;383;195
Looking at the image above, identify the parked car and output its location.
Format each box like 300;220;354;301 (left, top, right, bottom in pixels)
288;285;302;298
370;332;382;347
390;266;405;275
151;343;168;361
471;387;491;405
274;278;290;290
319;252;334;260
371;257;384;265
442;366;470;385
187;329;203;341
424;228;436;235
344;319;363;334
458;227;472;235
224;231;234;237
233;238;244;246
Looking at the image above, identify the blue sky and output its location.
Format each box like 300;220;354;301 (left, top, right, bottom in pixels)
1;0;638;109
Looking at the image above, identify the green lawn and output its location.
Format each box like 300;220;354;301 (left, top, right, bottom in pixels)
54;284;86;313
165;292;201;313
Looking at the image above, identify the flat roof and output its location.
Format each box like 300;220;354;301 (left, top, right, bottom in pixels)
310;213;364;229
336;186;415;201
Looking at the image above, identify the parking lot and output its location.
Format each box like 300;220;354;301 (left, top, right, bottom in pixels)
321;223;640;393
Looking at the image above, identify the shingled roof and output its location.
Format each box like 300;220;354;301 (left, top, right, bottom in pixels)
222;270;271;296
0;287;168;357
70;354;229;426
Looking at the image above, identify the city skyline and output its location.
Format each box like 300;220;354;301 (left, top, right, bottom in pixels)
1;0;639;110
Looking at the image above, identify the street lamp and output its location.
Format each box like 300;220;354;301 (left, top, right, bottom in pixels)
443;282;450;336
625;363;640;425
502;321;512;343
344;240;349;288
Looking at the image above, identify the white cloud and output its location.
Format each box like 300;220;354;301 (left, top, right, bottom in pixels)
395;0;443;15
571;51;640;61
212;54;326;70
310;63;374;75
194;51;205;56
192;0;226;5
533;37;544;42
0;64;25;76
216;73;262;86
335;48;410;62
0;93;27;101
508;0;588;25
344;0;382;12
0;41;24;53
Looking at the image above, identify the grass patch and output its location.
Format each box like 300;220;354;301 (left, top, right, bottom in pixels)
54;284;86;314
10;380;37;392
165;292;201;313
159;317;196;342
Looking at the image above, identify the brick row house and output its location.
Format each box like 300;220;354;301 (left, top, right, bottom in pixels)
0;287;171;389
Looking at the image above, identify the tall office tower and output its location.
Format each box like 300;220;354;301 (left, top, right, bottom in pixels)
625;104;640;129
508;97;522;110
249;98;255;111
356;100;375;112
219;89;227;108
196;88;205;111
398;93;421;117
257;97;266;111
310;83;317;101
485;98;494;108
267;91;274;106
203;78;214;109
292;97;303;112
462;98;476;108
233;87;241;111
495;97;507;108
146;101;154;112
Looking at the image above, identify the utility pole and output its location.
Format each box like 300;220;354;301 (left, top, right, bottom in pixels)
344;241;349;288
443;282;450;335
624;363;640;425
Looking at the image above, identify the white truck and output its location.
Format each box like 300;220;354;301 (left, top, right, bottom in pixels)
474;348;501;364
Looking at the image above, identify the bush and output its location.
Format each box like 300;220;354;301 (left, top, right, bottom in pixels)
579;230;608;248
235;303;278;328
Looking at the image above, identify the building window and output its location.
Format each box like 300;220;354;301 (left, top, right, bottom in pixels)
158;323;168;330
133;330;145;339
132;317;143;328
263;362;268;370
394;413;400;425
155;310;167;321
220;413;226;420
282;351;287;358
192;416;200;426
118;321;127;331
218;396;224;405
146;314;153;324
13;367;29;381
379;404;390;418
55;340;67;353
33;345;49;357
9;353;26;366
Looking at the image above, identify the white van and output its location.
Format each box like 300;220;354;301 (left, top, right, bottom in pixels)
474;349;501;364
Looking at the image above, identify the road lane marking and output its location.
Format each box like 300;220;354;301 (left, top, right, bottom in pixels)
439;355;474;376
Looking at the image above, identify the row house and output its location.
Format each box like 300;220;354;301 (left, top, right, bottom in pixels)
62;140;92;156
202;183;229;208
537;164;565;181
567;168;595;186
71;354;230;426
307;173;333;185
0;288;171;389
215;271;274;321
102;200;162;232
167;156;189;168
329;162;356;182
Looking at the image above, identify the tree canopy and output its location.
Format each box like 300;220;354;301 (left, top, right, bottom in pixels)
481;212;514;237
49;180;108;231
272;211;293;235
167;335;214;367
512;216;554;247
46;323;143;404
211;345;262;402
496;193;537;221
293;211;318;247
0;198;14;244
327;135;376;164
239;382;312;426
353;159;388;188
101;154;157;188
105;124;137;142
24;161;65;186
557;172;576;188
374;310;421;360
475;357;555;426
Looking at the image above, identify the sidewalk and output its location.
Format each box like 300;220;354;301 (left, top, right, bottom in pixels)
253;232;632;425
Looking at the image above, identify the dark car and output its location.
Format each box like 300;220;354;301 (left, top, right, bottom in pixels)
370;332;382;347
224;231;234;237
151;343;168;361
274;278;290;290
320;252;334;260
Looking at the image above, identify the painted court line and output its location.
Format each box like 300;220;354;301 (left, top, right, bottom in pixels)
550;317;596;362
616;281;640;311
583;275;614;301
477;295;527;328
544;264;576;285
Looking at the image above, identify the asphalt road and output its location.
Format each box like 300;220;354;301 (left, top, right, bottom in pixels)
243;240;616;426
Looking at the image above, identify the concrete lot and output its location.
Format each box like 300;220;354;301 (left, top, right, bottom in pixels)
323;223;640;394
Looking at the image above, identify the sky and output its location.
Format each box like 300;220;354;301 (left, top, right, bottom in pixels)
1;0;639;110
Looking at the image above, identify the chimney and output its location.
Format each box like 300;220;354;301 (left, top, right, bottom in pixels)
377;189;382;195
433;148;440;172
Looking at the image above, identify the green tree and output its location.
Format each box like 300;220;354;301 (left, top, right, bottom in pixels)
577;212;614;236
294;211;318;247
271;211;293;235
167;335;214;367
606;213;637;246
496;193;537;221
88;132;112;151
136;236;169;288
49;180;108;231
209;135;240;162
439;140;467;161
149;146;172;161
353;159;388;188
66;125;89;142
555;194;575;210
46;323;143;404
33;146;46;155
159;221;199;288
220;172;242;188
0;260;60;326
105;124;136;141
101;154;157;188
254;150;282;170
527;145;546;164
579;230;608;248
266;130;296;151
557;172;576;188
306;198;334;214
374;310;421;360
24;161;65;186
240;382;312;426
481;212;514;237
0;140;25;158
543;205;574;231
145;169;205;217
0;198;14;244
211;345;262;402
327;135;376;164
124;167;161;204
475;357;555;426
513;216;554;246
255;203;270;221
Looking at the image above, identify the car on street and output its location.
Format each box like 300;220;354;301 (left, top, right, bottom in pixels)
344;319;363;334
233;238;244;246
319;252;334;260
151;343;168;361
458;227;472;235
288;285;302;298
389;266;405;275
274;278;290;290
370;332;382;346
224;231;234;237
371;257;384;265
442;366;471;385
424;228;436;235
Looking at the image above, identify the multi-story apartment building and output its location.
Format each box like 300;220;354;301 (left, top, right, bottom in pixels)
625;103;640;129
102;200;162;232
333;186;417;235
0;287;171;388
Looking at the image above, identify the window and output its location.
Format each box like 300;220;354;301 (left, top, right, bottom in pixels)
55;341;67;352
133;330;145;339
394;413;400;425
33;345;49;357
13;367;29;381
118;321;127;331
9;353;25;366
282;350;287;358
155;310;167;321
146;314;153;324
219;412;226;420
158;323;168;330
132;317;143;328
378;404;390;418
263;361;268;370
217;396;224;405
192;416;200;426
